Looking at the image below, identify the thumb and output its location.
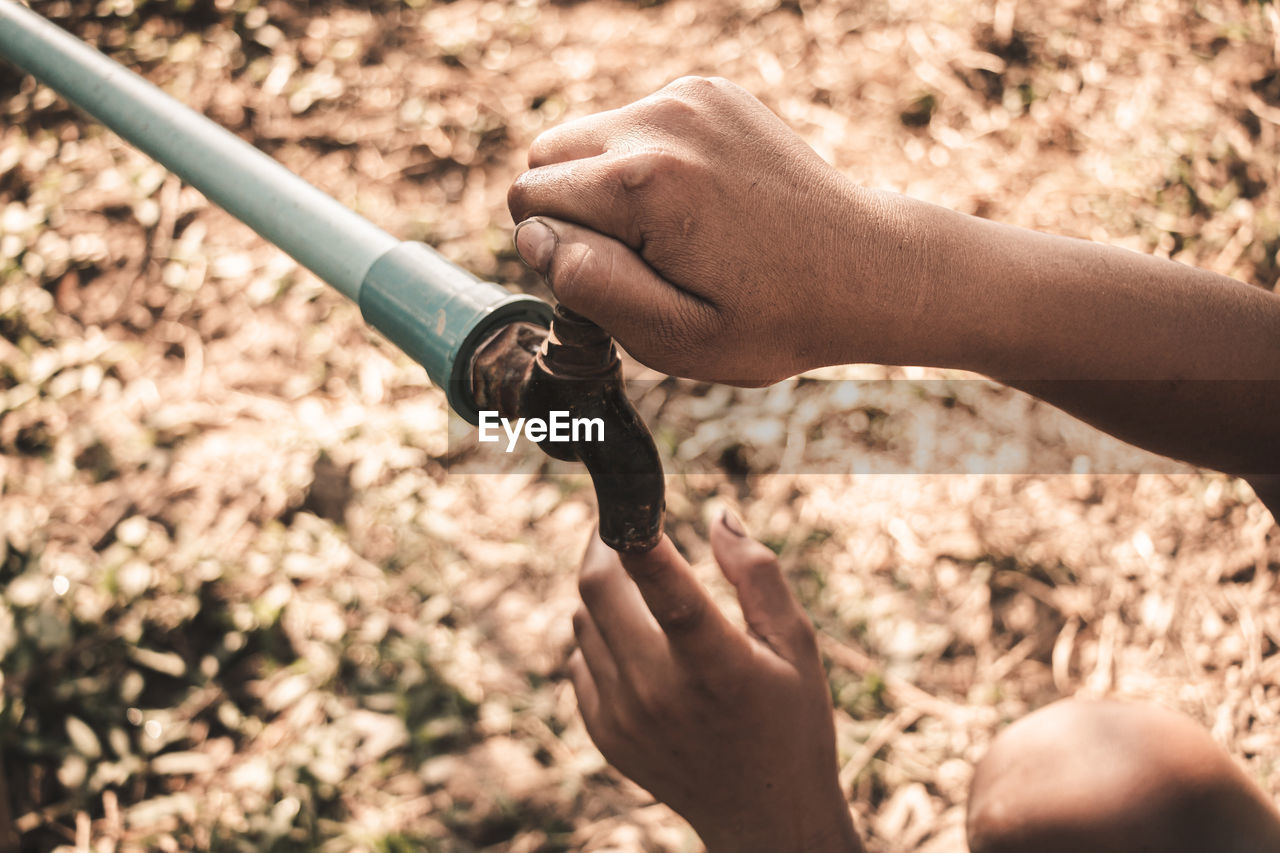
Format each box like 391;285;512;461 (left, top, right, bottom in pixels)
513;216;705;370
710;509;818;665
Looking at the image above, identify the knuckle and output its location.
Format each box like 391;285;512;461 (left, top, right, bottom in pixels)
506;173;535;220
636;89;703;130
705;76;747;102
649;94;698;121
665;74;715;95
656;594;707;635
611;147;677;193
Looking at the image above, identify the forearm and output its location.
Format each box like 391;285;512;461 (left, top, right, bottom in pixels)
839;188;1280;475
915;200;1280;381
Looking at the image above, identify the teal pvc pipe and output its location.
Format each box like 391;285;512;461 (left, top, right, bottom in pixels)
0;0;550;421
358;243;551;423
0;0;395;300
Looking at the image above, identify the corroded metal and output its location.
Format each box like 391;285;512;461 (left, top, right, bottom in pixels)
471;306;666;553
471;321;547;421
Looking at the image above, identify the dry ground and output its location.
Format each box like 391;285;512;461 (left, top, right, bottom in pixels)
1;0;1279;850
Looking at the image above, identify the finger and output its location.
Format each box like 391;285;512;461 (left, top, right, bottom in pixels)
578;535;666;669
567;648;601;727
526;79;723;170
527;109;619;167
615;535;742;658
572;603;623;688
509;154;639;249
710;508;818;665
511;216;713;373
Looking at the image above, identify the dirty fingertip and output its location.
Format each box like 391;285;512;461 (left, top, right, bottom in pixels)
514;218;556;274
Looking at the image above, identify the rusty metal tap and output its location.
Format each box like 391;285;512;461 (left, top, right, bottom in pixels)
470;306;665;553
0;2;661;552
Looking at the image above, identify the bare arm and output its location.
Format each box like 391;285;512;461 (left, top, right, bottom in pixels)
509;76;1280;486
862;192;1280;478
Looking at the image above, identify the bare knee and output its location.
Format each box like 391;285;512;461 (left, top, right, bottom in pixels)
966;699;1280;853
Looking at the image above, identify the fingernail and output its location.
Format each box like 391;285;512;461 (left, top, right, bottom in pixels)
720;507;748;537
514;218;555;274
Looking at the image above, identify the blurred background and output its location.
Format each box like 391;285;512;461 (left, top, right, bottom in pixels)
1;0;1278;850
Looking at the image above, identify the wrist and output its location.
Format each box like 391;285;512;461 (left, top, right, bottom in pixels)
824;187;1049;377
817;185;952;372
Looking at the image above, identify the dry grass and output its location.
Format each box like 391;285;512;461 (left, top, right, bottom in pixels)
1;0;1278;850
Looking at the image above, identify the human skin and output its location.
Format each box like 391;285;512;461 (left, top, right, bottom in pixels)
517;77;1280;851
569;512;863;853
572;519;1280;853
967;699;1280;853
507;75;1280;482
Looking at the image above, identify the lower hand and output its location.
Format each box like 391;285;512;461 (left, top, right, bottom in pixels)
568;511;863;853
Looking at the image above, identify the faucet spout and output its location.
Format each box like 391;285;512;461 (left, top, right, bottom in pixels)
471;306;665;553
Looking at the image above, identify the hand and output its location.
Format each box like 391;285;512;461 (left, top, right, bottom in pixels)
508;76;923;386
568;511;863;853
510;77;1280;480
